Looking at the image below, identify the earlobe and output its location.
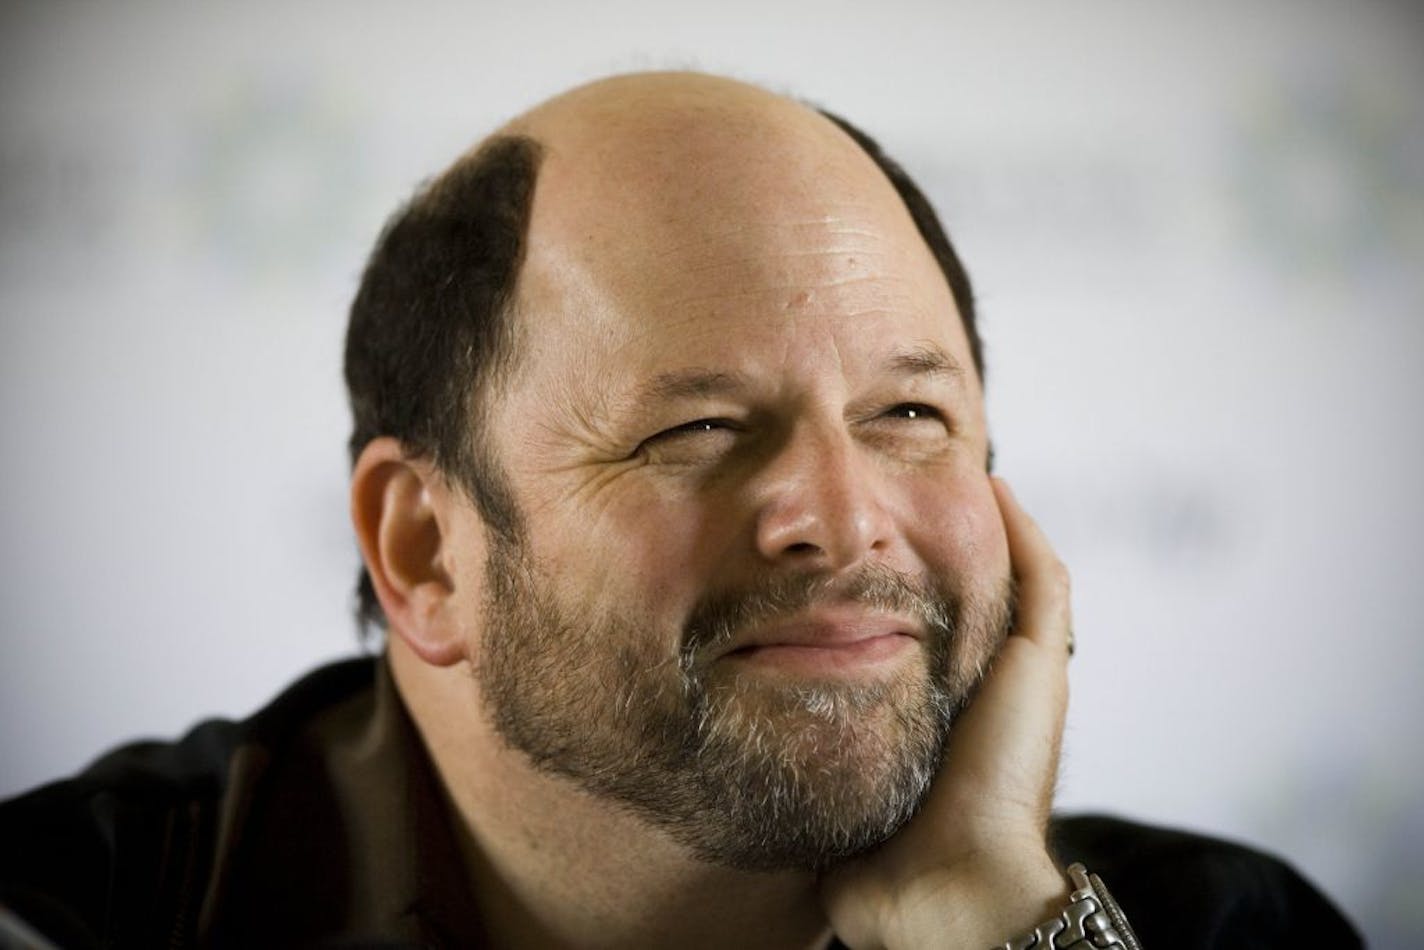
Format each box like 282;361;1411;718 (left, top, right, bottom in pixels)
350;438;470;667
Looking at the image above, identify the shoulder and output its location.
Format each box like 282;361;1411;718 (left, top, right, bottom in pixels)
0;656;378;948
1050;813;1362;949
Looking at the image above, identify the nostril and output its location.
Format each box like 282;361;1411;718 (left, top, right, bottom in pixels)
785;541;821;556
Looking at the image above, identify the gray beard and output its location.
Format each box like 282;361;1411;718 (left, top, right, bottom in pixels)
475;534;1013;871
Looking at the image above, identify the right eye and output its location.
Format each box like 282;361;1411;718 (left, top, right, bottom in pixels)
637;418;740;465
658;419;729;437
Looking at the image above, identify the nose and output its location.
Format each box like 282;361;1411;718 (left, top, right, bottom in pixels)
752;423;895;570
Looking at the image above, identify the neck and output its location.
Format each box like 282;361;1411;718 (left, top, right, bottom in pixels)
390;644;834;950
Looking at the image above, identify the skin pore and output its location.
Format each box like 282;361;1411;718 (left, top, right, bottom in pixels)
354;73;1072;949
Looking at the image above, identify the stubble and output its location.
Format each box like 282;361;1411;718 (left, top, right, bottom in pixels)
476;534;1013;871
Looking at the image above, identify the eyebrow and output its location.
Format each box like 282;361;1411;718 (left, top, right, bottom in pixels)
885;343;967;381
634;369;751;405
625;344;964;409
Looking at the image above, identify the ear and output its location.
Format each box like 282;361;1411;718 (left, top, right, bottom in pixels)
350;437;476;667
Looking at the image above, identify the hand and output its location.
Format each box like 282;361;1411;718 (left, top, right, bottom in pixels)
820;478;1073;949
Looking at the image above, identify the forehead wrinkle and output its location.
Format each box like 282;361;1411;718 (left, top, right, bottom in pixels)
655;275;920;315
674;248;892;277
665;269;902;296
641;218;902;278
632;225;927;320
644;218;897;264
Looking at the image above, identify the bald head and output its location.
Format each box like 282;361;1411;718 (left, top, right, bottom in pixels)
508;72;890;231
344;72;981;630
505;75;935;329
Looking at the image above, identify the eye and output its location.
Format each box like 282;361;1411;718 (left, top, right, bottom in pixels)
884;403;942;422
636;418;741;464
652;418;734;439
859;402;954;453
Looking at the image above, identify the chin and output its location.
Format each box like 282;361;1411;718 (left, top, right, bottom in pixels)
659;665;957;872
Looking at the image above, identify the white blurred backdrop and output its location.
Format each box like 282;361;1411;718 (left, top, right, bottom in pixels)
2;1;1421;944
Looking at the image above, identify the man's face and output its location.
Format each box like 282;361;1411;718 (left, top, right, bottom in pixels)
459;99;1012;870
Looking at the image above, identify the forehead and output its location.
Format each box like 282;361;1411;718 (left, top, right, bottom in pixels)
505;85;972;390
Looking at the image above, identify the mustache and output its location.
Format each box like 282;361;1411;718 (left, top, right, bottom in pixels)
679;562;959;669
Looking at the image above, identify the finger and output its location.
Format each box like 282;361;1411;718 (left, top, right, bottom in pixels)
992;477;1071;657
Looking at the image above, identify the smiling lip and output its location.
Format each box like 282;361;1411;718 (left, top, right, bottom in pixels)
719;609;920;675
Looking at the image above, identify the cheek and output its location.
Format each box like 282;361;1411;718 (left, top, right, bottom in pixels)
527;487;726;621
899;472;1009;591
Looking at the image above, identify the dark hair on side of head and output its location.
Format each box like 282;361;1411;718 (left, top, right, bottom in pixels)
817;110;984;383
344;135;543;634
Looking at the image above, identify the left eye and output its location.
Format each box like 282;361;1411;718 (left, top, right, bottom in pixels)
885;403;941;421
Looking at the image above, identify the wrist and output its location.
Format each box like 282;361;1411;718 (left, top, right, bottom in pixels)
990;864;1143;950
879;851;1068;950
